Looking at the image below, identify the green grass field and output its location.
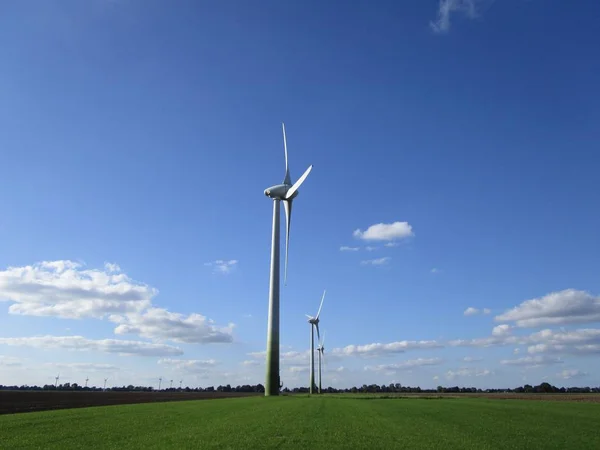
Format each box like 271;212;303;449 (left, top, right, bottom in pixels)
1;396;599;449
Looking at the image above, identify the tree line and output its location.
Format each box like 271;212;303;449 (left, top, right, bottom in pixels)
0;381;599;394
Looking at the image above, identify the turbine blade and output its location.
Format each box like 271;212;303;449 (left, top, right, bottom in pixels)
283;199;292;285
315;290;326;319
285;165;312;199
305;314;313;320
282;123;291;185
320;331;325;347
315;322;321;343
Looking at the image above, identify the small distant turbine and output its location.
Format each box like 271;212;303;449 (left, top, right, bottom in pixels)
158;377;162;391
85;377;89;388
263;123;313;396
179;380;183;390
54;373;60;388
306;290;326;395
317;331;325;394
170;379;173;389
103;378;108;390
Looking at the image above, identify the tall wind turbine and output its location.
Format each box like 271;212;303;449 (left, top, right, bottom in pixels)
54;373;60;388
263;123;313;396
158;377;162;391
103;378;108;390
85;377;89;388
306;290;326;395
317;331;325;394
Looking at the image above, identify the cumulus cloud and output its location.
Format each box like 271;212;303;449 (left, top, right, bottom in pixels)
0;260;235;345
464;307;491;316
241;360;260;367
557;369;587;380
492;324;512;336
430;0;491;34
332;340;442;358
0;260;154;319
500;355;563;368
0;335;183;357
339;246;359;252
111;307;234;344
158;358;218;374
204;260;238;274
365;358;443;373
353;221;414;241
495;289;600;328
446;367;492;380
289;366;309;373
360;257;391;266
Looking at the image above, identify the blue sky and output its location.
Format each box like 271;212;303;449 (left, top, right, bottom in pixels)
1;0;599;389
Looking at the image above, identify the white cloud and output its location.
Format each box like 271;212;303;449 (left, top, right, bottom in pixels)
365;358;443;373
514;348;520;354
446;367;492;380
500;355;563;368
0;335;183;357
462;356;482;363
360;257;391;266
464;307;490;316
365;246;378;252
557;369;587;380
430;268;440;274
339;246;359;252
335;366;347;373
332;340;442;358
248;349;315;366
111;307;234;344
353;221;414;241
289;366;309;373
0;260;235;345
464;307;479;316
0;260;154;319
433;375;440;381
158;358;218;374
492;324;512;336
204;260;238;274
241;360;260;367
385;242;399;248
495;289;600;328
430;0;488;34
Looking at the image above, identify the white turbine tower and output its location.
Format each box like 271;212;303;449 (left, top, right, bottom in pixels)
317;331;325;394
54;373;60;388
306;290;326;395
264;123;313;397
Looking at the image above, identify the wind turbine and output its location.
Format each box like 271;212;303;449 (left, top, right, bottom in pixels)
317;331;325;394
54;373;60;388
263;123;313;396
170;379;173;389
85;377;89;388
103;378;108;390
179;380;183;390
158;377;162;391
306;290;326;395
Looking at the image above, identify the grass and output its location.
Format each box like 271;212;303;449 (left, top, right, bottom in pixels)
1;395;599;449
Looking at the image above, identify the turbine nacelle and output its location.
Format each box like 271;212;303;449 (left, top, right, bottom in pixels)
264;184;298;200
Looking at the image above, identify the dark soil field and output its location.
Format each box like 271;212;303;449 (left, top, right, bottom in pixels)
0;390;260;415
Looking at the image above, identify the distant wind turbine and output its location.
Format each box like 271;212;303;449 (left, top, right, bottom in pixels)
54;373;60;388
103;378;108;390
85;377;89;388
170;379;173;389
306;290;326;395
263;123;313;396
158;377;162;391
179;380;183;390
317;331;326;394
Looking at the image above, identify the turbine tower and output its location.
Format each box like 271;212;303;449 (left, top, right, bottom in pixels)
85;377;89;388
263;123;313;396
306;290;326;395
317;331;325;394
103;378;108;390
158;377;162;391
54;373;60;388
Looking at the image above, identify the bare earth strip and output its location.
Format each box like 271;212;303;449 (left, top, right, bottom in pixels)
0;391;260;415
